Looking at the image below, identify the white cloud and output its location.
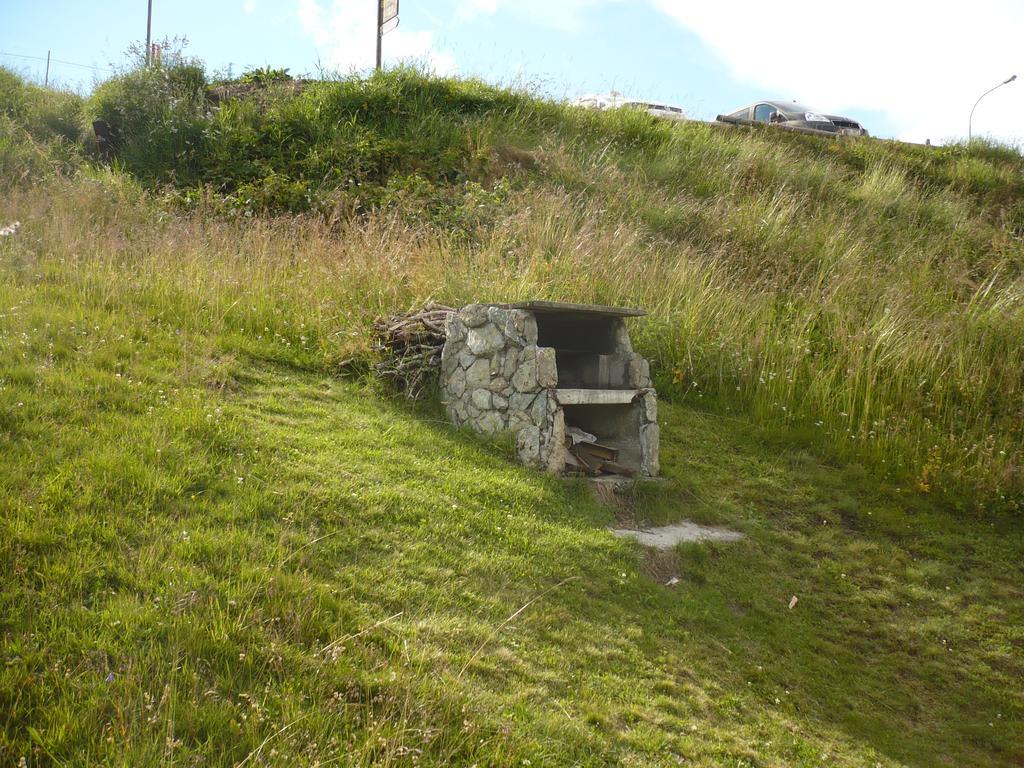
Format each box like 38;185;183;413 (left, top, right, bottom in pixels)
456;0;499;21
243;0;257;14
650;0;1024;144
298;0;456;75
455;0;623;32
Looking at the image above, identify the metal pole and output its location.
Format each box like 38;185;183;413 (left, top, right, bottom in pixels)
968;74;1016;142
375;0;383;71
44;50;50;86
145;0;153;66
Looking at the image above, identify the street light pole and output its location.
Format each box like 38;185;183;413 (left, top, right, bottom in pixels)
968;74;1016;142
376;0;383;72
145;0;153;66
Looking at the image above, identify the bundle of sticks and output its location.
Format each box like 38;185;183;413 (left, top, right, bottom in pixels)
372;303;456;398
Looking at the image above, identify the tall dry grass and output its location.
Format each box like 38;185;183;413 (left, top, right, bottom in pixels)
3;157;1022;511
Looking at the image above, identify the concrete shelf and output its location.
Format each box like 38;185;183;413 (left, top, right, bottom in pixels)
554;388;641;405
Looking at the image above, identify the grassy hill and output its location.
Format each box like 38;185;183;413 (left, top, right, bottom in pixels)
1;62;1023;765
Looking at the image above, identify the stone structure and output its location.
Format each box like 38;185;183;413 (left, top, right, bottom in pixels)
441;301;659;476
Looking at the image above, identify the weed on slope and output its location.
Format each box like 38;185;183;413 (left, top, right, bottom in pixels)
1;212;1022;765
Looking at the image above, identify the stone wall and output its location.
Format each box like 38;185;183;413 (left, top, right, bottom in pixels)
441;304;565;470
440;303;659;476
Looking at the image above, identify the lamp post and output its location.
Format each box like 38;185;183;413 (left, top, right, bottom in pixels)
376;0;383;72
145;0;153;66
968;74;1016;142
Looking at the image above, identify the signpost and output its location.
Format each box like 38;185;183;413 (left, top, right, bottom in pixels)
376;0;399;71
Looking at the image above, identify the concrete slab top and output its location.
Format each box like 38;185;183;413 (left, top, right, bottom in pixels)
497;300;647;318
555;388;640;405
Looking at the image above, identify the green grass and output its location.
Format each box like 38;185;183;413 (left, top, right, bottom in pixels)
2;66;1024;764
5;64;1024;508
68;63;1024;510
2;180;1023;766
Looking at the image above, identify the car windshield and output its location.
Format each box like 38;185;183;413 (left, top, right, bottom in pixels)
777;103;828;119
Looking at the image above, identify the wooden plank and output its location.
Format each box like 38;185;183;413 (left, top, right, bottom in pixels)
576;442;619;462
555;388;638;405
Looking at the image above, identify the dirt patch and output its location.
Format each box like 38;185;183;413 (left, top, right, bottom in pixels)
642;548;681;584
611;522;744;550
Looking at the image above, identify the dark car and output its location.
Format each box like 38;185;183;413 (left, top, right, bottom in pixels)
718;100;868;137
823;113;869;136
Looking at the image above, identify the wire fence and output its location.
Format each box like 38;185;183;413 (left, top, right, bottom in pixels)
0;49;114;89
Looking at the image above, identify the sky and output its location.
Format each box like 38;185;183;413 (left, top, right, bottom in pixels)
2;0;1022;145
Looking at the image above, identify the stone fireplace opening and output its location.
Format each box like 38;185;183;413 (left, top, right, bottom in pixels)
441;301;659;477
562;402;644;474
536;310;633;390
535;312;620;354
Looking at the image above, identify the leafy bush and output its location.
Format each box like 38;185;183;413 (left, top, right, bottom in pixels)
239;66;291;85
79;66;550;217
86;60;208;181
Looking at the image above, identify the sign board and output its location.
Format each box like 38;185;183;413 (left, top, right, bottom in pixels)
381;0;399;24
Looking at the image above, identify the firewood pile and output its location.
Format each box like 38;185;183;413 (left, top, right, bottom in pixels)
372;304;456;398
564;427;635;477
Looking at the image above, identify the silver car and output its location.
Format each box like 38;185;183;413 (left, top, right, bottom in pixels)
719;100;868;136
573;93;687;123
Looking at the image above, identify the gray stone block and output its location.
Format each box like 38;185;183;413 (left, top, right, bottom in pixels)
522;313;538;345
613;319;632;353
508;392;536;413
441;343;460;376
477;411;505;434
540;409;566;472
461;303;490;328
512;347;538;392
530;392;552;424
467;323;504;356
628;354;651;388
502;347;520;379
515;425;541;467
466;358;491;389
487;305;508;327
507;411;532;433
641;391;657;423
446;315;468;343
471;388;492;410
487;377;507;393
487;376;509;393
537;347;558;389
640;423;660;477
502;309;538;346
447;366;467;398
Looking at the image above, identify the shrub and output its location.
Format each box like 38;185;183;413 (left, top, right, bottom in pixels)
239;66;291;86
86;60;208;181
